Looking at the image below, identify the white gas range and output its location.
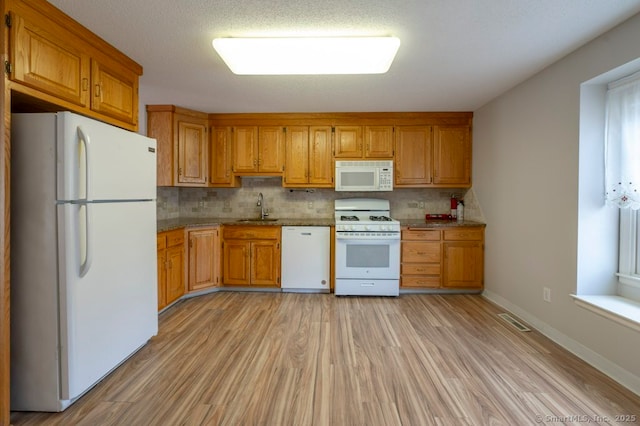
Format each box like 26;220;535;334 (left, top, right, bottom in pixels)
334;198;400;296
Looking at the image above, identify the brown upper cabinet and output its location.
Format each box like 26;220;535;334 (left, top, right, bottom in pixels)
394;126;433;186
210;126;240;187
333;125;394;159
232;126;285;175
395;125;471;188
147;105;209;187
7;0;141;130
283;126;333;187
433;125;471;186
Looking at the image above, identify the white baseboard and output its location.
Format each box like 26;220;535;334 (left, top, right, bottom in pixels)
482;290;640;397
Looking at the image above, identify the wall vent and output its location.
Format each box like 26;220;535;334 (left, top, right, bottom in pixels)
498;313;531;332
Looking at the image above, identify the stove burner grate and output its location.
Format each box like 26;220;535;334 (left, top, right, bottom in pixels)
369;215;392;221
340;215;359;221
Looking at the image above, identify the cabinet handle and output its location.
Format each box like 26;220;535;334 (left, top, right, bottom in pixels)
178;167;183;176
82;78;89;91
94;84;101;97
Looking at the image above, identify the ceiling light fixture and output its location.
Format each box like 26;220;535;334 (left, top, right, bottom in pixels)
212;36;401;75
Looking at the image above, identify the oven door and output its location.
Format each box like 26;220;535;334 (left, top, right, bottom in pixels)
335;235;400;279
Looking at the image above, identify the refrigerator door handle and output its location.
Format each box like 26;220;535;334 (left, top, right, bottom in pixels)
77;126;92;201
79;203;93;277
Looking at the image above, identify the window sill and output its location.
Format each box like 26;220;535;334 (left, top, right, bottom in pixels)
571;295;640;332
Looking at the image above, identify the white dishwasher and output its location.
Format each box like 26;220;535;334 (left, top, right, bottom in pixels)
281;226;330;293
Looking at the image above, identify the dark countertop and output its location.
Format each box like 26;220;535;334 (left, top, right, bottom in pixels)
157;217;336;232
398;219;486;228
158;217;485;233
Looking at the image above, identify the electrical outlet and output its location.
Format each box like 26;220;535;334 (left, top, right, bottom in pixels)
198;201;205;208
419;201;425;208
543;287;551;303
308;201;313;209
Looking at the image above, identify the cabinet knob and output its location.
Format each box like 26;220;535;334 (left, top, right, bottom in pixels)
94;84;101;97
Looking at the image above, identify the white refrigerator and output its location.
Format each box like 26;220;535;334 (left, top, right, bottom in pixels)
10;112;158;412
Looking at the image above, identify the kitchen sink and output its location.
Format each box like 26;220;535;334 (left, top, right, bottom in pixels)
235;218;279;222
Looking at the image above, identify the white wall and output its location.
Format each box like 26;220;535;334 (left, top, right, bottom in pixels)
473;13;640;393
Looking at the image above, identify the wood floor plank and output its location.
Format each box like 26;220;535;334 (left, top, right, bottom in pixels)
10;293;640;425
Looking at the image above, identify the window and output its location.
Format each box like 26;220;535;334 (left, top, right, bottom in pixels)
605;72;640;295
573;67;640;332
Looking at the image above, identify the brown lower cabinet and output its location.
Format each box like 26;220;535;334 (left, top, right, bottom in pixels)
401;226;484;290
157;229;185;311
187;227;221;292
222;226;281;287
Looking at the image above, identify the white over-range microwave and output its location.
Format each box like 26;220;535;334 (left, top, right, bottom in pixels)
334;160;393;192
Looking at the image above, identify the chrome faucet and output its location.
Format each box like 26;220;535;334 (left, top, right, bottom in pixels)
257;192;268;219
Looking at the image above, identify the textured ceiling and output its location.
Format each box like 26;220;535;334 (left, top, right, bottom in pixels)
47;0;640;113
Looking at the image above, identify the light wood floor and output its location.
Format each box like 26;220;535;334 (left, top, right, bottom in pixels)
11;292;640;425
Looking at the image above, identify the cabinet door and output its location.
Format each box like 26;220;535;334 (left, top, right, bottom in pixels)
166;244;185;305
442;242;483;289
394;126;433;186
10;12;90;107
309;126;333;186
251;240;280;286
188;228;220;292
233;126;259;173
433;126;471;186
210;126;238;186
90;59;138;125
157;238;167;310
176;118;208;185
258;127;285;173
333;126;363;158
284;126;310;185
364;126;394;158
147;109;174;186
223;240;251;285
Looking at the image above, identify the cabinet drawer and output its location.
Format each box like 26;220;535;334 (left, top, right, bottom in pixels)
443;228;483;241
401;276;440;288
166;229;185;247
402;263;440;275
402;229;441;241
223;226;280;240
402;242;440;263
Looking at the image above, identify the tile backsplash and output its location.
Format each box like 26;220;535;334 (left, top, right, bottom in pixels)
157;177;485;222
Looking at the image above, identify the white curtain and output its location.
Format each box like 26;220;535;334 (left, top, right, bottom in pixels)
605;75;640;210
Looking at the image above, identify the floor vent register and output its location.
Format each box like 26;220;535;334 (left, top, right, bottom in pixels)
498;313;532;332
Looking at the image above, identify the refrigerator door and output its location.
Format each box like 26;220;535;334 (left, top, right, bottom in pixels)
57;200;158;402
57;112;157;202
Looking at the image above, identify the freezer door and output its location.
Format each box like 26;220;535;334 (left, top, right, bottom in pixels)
57;201;158;402
57;112;157;202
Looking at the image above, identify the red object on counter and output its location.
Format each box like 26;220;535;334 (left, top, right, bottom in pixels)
450;197;458;210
